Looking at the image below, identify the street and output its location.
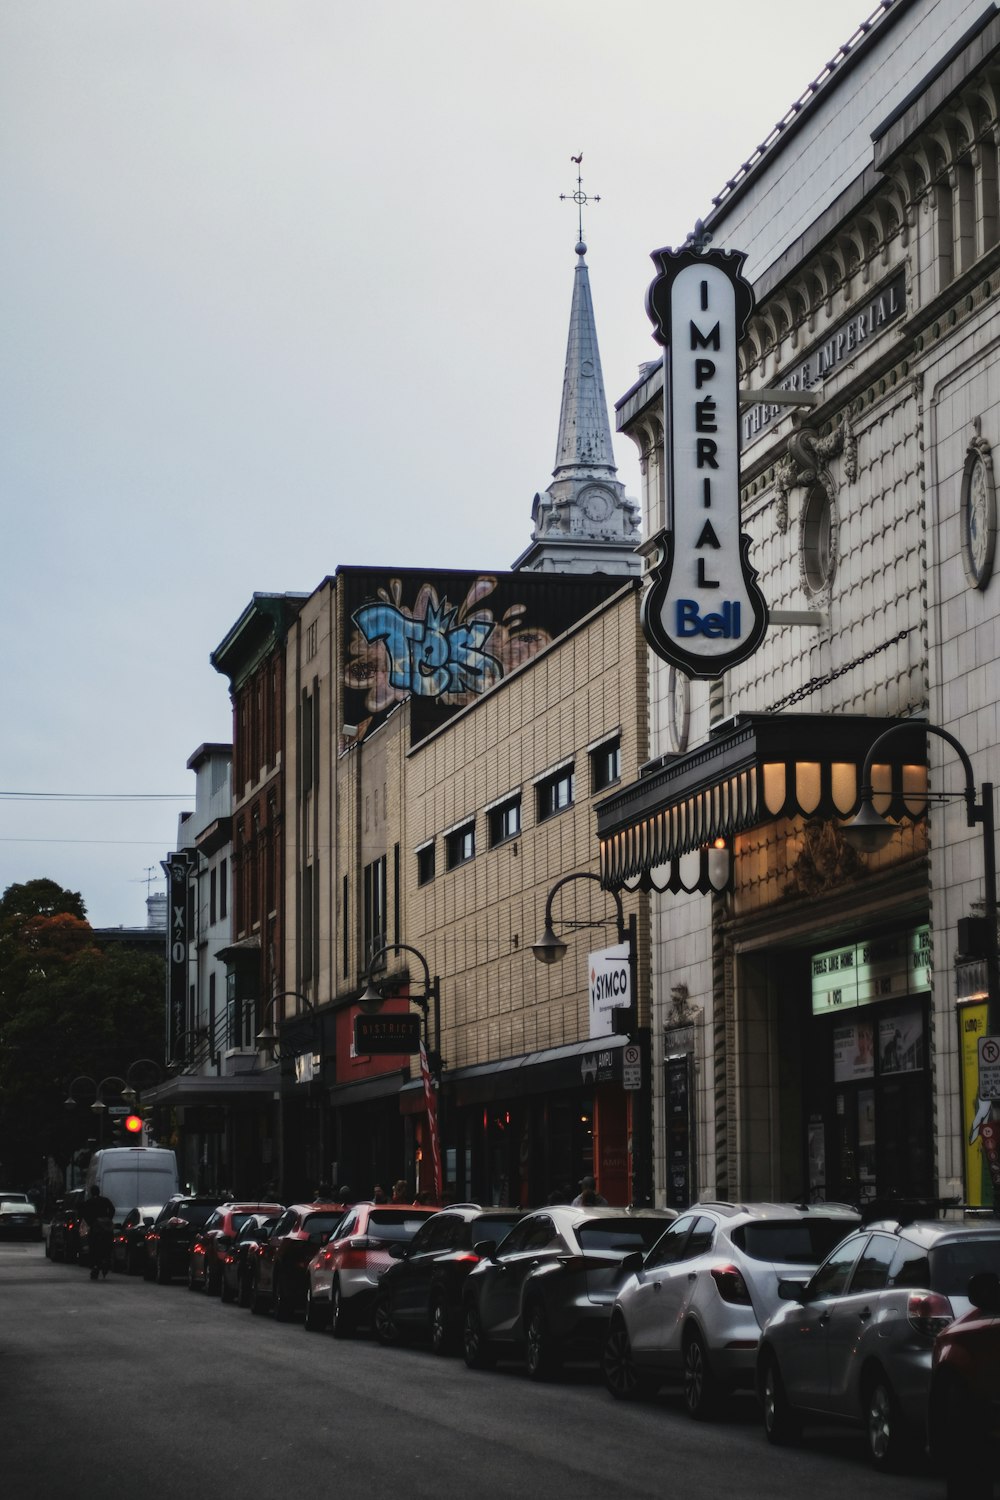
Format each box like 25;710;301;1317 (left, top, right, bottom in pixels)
0;1241;946;1500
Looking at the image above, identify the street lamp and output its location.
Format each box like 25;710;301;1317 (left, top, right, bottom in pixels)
843;722;999;1212
359;943;441;1067
532;872;651;1207
254;990;316;1054
841;722;999;1030
64;1075;127;1146
359;942;443;1202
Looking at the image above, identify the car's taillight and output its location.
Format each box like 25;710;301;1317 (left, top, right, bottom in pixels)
710;1265;752;1304
454;1252;480;1265
907;1291;953;1336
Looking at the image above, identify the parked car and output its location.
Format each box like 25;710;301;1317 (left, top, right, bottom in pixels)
45;1189;87;1262
757;1216;1000;1470
111;1205;163;1275
187;1201;284;1294
142;1196;228;1284
0;1192;43;1241
222;1212;283;1306
373;1204;524;1353
250;1203;349;1320
928;1268;1000;1498
463;1204;674;1380
603;1200;861;1417
306;1201;438;1335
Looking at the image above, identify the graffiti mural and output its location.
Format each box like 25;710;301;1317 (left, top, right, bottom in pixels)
340;568;624;746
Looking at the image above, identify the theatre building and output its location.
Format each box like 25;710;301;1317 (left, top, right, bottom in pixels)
598;0;1000;1213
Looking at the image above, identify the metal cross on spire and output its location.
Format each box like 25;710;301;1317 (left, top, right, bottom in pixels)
560;154;601;252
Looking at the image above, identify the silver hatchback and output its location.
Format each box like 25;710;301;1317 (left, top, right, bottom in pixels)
757;1217;1000;1470
603;1200;860;1418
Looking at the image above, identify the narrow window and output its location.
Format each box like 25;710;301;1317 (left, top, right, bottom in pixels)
537;765;574;822
590;737;621;794
489;795;521;847
445;821;476;870
417;843;436;886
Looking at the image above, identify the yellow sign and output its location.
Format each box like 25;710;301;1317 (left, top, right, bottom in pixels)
959;1001;990;1207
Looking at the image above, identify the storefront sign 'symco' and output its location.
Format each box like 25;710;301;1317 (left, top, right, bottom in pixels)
641;232;769;680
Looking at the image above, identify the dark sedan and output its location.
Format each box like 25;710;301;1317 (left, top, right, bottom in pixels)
462;1204;674;1380
111;1205;163;1275
187;1202;284;1294
373;1205;523;1354
142;1196;228;1284
45;1189;87;1263
222;1212;283;1306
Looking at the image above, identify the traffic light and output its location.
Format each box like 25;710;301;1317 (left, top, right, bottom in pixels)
123;1113;143;1137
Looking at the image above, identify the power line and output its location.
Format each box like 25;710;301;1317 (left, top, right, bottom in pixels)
0;837;173;847
0;792;189;802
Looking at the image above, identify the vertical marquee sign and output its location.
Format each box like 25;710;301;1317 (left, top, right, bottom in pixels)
641;231;769;678
162;851;192;1055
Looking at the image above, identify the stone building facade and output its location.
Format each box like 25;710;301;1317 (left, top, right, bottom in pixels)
598;0;1000;1213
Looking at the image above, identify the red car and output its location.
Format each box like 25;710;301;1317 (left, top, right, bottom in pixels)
928;1269;1000;1498
306;1201;438;1336
249;1203;348;1320
187;1201;284;1295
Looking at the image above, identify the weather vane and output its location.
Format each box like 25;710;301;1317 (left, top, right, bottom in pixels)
560;153;601;249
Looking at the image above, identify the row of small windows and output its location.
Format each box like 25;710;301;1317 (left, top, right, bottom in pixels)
417;736;620;886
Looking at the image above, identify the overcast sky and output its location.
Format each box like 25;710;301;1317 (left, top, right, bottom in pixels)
2;0;879;927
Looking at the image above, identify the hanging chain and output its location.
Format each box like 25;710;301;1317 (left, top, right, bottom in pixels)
765;628;913;713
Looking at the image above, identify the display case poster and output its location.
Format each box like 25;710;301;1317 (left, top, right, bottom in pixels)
960;1001;990;1209
833;1020;875;1082
877;1006;924;1074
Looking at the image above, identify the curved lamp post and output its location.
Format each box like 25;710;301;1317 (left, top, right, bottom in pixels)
843;721;999;1211
359;943;440;1065
842;722;998;1027
64;1075;127;1147
254;990;316;1053
359;941;442;1200
532;871;650;1207
532;870;627;963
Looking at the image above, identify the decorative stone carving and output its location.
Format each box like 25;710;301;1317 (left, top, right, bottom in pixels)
783;819;865;900
773;415;856;534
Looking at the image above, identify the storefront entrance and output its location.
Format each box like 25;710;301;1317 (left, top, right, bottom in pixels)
804;925;932;1207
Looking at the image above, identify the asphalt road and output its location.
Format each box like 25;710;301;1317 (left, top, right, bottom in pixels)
1;1239;946;1500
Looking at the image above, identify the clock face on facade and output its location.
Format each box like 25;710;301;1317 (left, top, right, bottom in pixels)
963;447;996;589
667;666;690;754
581;489;613;523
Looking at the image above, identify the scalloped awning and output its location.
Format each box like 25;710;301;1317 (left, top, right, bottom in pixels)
596;713;927;893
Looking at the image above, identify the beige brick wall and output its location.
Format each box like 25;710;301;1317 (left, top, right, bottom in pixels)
404;585;648;1074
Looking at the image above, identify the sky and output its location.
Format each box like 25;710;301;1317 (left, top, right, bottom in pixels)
1;0;881;927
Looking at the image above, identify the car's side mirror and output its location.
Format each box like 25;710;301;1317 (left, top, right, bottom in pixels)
388;1241;408;1259
967;1270;1000;1315
472;1239;497;1261
778;1278;811;1301
620;1250;644;1276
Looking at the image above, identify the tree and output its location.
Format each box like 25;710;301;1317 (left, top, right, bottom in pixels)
0;880;164;1190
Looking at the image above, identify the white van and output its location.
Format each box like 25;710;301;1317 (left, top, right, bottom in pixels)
85;1147;179;1223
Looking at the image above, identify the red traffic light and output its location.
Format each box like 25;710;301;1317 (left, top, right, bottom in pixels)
123;1113;143;1135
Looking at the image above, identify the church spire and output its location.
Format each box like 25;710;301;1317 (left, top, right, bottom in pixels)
552;240;617;480
512;159;640;576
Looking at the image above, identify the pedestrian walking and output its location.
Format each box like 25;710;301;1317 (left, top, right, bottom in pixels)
79;1185;115;1280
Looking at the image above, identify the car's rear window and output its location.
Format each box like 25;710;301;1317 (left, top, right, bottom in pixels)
303;1213;346;1236
470;1215;521;1245
930;1237;1000;1294
733;1219;856;1264
367;1210;436;1243
169;1202;219;1226
577;1218;666;1252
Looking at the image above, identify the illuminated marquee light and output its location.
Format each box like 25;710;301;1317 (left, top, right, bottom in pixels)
641;236;769;679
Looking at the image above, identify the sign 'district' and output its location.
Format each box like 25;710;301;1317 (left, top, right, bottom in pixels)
641;236;769;680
